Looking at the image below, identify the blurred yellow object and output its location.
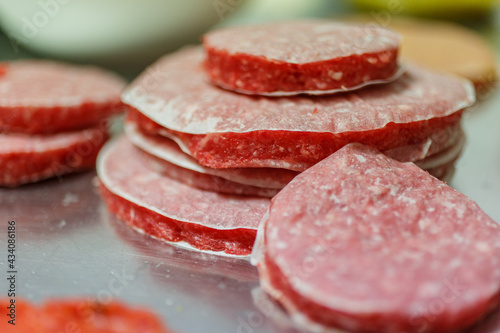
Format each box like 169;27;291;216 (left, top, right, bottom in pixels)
346;15;498;97
353;0;498;17
392;18;497;96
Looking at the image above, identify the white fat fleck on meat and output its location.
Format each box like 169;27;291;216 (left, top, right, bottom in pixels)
260;143;500;328
123;48;475;135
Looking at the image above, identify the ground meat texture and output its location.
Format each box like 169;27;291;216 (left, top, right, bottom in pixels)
97;136;269;256
0;125;108;187
122;47;474;170
253;143;500;333
415;129;465;182
124;121;298;190
129;111;465;183
203;20;402;95
0;60;125;134
0;298;172;333
130;107;463;171
138;146;280;197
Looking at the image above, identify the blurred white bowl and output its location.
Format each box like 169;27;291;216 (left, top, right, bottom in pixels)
0;0;235;71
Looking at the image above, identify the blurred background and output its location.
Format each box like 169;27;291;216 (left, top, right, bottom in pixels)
0;0;498;80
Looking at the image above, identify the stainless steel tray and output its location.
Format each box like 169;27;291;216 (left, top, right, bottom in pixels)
0;170;302;332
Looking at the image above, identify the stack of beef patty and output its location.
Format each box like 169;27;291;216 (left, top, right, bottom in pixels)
0;60;124;187
98;20;475;256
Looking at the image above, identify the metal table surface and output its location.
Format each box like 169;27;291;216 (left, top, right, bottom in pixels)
0;171;295;333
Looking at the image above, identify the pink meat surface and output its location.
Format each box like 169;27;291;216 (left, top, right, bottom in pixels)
122;47;474;170
124;121;297;189
126;119;463;190
0;125;109;187
97;136;270;256
415;130;465;171
203;20;402;95
130;107;463;173
139;146;280;198
254;143;500;333
0;60;125;134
